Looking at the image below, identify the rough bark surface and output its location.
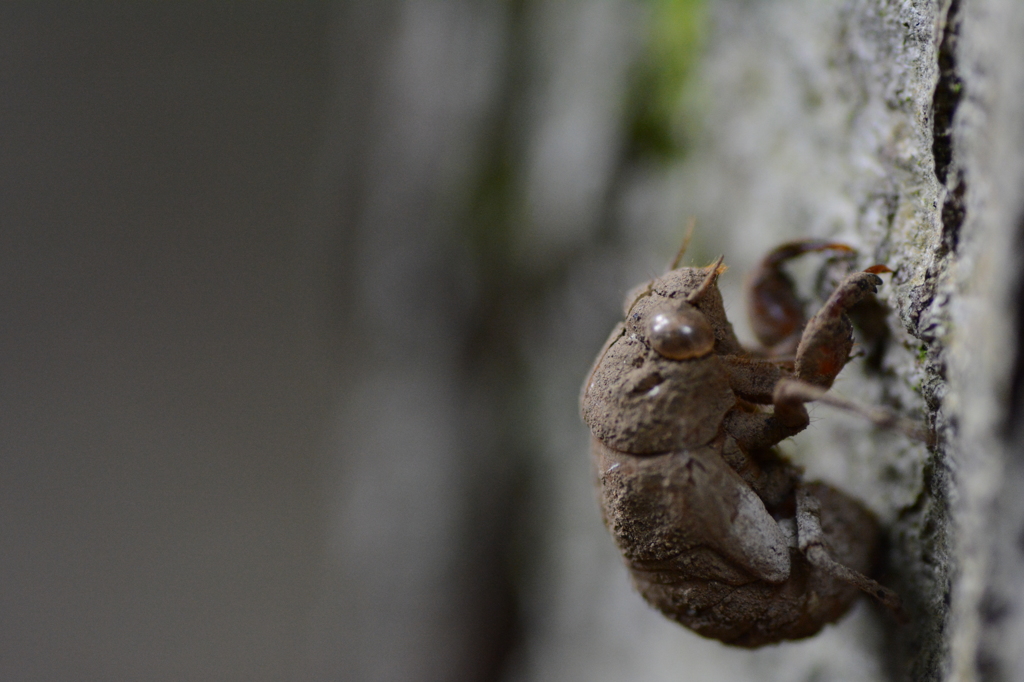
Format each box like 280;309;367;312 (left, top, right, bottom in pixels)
315;1;1024;678
521;1;1024;680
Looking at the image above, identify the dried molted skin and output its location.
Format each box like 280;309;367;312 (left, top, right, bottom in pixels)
595;434;881;647
581;329;735;453
630;268;745;356
580;266;743;454
718;435;794;508
581;245;905;645
592;437;792;588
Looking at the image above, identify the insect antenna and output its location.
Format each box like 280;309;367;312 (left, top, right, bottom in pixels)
668;217;697;270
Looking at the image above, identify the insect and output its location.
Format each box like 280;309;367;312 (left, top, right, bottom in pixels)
580;239;911;647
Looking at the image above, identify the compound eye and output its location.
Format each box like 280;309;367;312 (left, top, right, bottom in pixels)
648;307;715;360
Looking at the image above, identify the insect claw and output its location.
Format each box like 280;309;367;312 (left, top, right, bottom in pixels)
747;240;858;352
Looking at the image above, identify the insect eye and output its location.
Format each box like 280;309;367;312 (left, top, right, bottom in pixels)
648;307;715;360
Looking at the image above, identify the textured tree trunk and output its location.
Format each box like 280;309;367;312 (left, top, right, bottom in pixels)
526;0;1023;680
507;0;1024;680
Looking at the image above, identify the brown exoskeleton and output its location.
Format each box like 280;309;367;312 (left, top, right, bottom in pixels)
580;240;913;647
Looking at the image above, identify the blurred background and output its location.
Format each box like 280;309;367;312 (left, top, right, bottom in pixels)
0;2;911;681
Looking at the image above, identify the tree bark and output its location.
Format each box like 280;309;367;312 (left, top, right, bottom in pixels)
525;1;1024;680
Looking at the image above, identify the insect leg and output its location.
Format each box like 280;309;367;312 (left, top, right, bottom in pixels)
794;270;883;388
795;485;907;621
747;241;855;352
773;377;932;443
